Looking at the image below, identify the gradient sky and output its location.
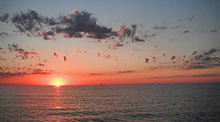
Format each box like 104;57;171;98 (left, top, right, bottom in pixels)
0;0;220;85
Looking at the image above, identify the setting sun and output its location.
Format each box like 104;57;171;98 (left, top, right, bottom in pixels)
51;78;65;87
56;82;60;87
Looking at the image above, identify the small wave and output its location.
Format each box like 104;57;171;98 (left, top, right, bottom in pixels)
125;113;156;118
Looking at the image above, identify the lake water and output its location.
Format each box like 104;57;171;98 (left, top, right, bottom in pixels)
0;83;219;122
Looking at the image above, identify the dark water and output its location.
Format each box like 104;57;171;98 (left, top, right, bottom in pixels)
0;83;220;122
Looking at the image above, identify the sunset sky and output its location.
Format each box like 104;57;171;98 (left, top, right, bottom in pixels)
0;0;220;86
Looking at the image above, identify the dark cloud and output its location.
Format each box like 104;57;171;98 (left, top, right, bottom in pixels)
1;9;150;42
145;58;149;63
0;32;9;37
8;43;40;59
203;56;211;61
31;69;53;75
194;54;202;60
0;13;9;22
116;42;123;47
109;42;124;50
97;53;100;57
183;31;189;33
192;51;197;55
117;70;135;74
63;56;67;61
117;24;137;38
210;29;217;32
171;56;176;60
146;34;156;38
204;48;217;55
183;48;220;70
38;31;55;40
54;52;59;57
189;15;196;21
131;25;137;38
55;11;112;39
2;9;113;39
11;9;46;33
152;25;166;30
133;36;145;42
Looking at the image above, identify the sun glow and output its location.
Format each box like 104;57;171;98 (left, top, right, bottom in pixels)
51;78;65;87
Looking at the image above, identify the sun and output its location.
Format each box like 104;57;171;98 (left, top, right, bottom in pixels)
56;82;60;87
51;77;65;87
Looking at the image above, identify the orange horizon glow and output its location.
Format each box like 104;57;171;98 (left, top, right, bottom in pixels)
0;67;220;86
51;77;65;87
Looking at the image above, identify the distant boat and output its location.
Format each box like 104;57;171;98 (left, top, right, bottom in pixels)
101;84;103;86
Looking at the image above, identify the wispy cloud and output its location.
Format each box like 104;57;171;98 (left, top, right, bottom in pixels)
147;74;220;79
0;69;54;78
117;70;135;74
0;72;26;78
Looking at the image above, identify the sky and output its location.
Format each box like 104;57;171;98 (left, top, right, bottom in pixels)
0;0;220;86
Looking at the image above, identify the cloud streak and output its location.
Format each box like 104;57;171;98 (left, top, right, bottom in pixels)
147;74;220;79
117;70;135;74
0;69;54;78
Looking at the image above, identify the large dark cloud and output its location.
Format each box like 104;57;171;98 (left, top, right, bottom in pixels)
56;11;112;39
1;9;147;42
6;9;113;39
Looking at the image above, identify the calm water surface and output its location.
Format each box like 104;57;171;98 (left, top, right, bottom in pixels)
0;83;220;122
